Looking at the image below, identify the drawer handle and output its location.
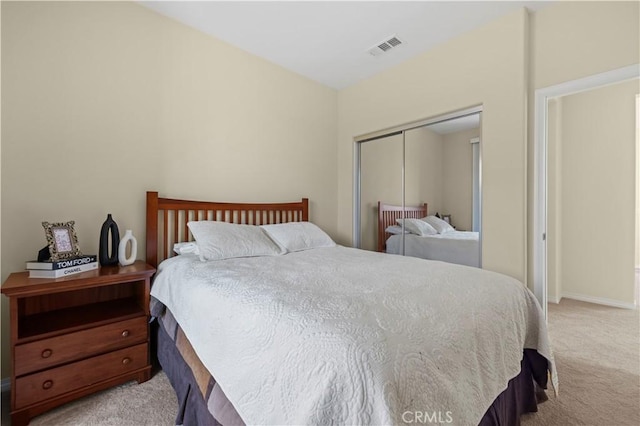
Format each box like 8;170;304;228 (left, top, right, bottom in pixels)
42;380;53;390
122;357;131;365
41;349;53;358
121;330;130;338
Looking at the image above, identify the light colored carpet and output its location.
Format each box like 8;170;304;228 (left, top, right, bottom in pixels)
522;299;640;425
1;371;177;426
2;298;638;425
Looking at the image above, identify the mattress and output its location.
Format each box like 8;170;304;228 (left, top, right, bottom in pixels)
150;246;556;425
386;231;480;267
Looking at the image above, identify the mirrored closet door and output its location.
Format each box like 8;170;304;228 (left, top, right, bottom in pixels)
360;133;403;252
356;109;483;268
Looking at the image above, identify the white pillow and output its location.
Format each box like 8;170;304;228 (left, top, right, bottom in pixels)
187;221;285;261
421;215;455;234
395;218;438;236
261;222;336;252
385;225;409;235
173;242;200;256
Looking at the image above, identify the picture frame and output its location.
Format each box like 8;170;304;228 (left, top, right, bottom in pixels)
442;214;452;225
42;221;83;261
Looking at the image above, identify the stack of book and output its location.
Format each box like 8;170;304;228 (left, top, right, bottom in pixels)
26;255;98;279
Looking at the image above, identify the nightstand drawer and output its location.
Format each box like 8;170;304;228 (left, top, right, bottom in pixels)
15;316;147;376
15;342;147;409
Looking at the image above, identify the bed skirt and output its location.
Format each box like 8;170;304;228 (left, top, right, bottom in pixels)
154;307;549;426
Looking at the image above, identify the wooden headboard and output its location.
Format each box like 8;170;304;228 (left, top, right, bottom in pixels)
377;201;428;252
146;191;309;267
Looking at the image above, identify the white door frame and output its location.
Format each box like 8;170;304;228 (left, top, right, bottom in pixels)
533;64;640;319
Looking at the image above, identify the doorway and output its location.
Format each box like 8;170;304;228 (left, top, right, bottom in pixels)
534;64;640;318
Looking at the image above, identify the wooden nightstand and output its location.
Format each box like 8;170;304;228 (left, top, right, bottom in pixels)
1;261;156;426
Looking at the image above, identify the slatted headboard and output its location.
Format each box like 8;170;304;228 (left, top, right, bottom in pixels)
146;191;309;267
377;201;428;252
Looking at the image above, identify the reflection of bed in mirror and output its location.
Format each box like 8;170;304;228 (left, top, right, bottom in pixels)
378;201;480;267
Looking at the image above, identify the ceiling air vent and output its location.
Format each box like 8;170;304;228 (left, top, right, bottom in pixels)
367;35;404;57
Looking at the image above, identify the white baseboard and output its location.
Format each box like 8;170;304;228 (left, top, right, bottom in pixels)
1;377;10;392
547;295;561;304
562;292;637;310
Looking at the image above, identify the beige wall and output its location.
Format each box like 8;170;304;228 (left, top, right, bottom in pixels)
528;1;640;288
442;128;478;231
1;1;337;379
338;9;528;282
552;80;639;305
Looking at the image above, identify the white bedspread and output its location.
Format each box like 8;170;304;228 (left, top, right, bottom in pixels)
387;231;480;267
151;246;556;425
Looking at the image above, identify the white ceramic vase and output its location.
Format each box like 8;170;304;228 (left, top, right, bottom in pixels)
118;229;137;266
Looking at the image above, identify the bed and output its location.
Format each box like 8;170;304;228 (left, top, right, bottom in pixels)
378;201;480;267
146;191;557;426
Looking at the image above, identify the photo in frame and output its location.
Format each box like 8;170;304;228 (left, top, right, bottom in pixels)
42;221;83;261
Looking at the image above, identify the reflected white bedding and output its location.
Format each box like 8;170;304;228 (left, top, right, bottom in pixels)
150;246;556;425
386;231;480;267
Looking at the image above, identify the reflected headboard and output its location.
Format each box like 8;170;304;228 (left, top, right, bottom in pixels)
146;191;309;267
377;201;428;253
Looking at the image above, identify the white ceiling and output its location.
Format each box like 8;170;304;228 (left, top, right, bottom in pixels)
139;1;551;90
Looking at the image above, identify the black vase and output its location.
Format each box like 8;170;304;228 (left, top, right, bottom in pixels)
99;214;120;266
